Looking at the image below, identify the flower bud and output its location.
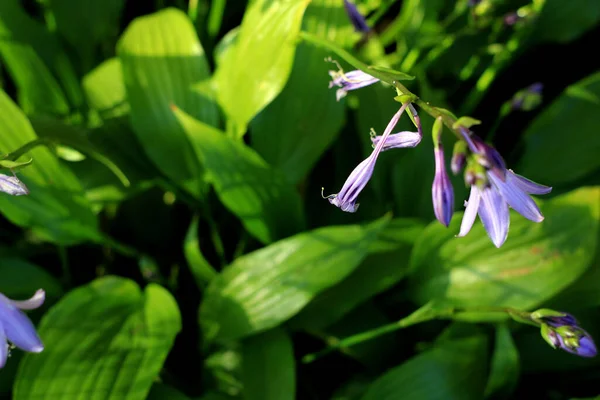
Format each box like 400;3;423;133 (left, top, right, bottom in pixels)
432;147;454;227
451;141;467;175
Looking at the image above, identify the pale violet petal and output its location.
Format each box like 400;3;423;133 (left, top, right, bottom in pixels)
509;170;552;195
0;322;7;368
0;294;43;353
458;186;481;237
10;289;45;310
478;187;509;248
489;172;544;222
371;131;422;151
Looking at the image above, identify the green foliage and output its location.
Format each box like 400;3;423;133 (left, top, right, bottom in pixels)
0;0;598;398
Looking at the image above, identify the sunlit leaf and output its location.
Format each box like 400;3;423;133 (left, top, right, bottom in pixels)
214;0;310;137
199;216;389;342
14;276;181;400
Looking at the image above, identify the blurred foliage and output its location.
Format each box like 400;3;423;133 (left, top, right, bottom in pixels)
0;0;598;399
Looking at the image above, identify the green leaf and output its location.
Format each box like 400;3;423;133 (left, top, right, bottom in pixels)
47;0;124;71
0;0;82;109
118;8;218;198
484;324;520;399
241;328;295;400
0;158;33;170
0;43;69;115
0;90;99;244
83;58;130;120
532;0;600;44
184;215;217;288
0;258;62;300
14;276;181;400
289;218;425;331
407;187;600;314
361;336;488;400
214;0;310;137
173;106;305;244
518;71;600;186
249;0;354;183
199;216;389;342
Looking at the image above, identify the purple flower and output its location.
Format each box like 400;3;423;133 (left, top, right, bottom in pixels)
323;103;409;212
432;147;454;227
0;173;29;196
451;142;467;175
329;69;379;101
343;0;370;33
0;290;45;368
458;169;551;247
370;105;422;150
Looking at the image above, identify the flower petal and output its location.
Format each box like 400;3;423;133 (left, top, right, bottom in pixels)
509;170;552;195
489;172;544;222
478;187;509;248
0;322;7;368
0;174;29;196
458;186;481;237
576;333;597;358
0;294;43;353
371;131;422;150
10;289;45;310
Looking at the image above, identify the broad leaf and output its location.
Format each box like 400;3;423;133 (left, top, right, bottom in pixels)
532;0;600;44
83;58;130;120
0;90;99;244
484;324;520;399
14;276;181;400
361;336;488;400
250;0;354;183
214;0;310;137
173;107;305;244
241;328;295;400
118;8;218;198
407;187;600;314
289;218;425;330
0;258;62;300
518;71;600;186
199;216;389;342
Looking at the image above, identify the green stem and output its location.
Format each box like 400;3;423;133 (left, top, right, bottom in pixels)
302;305;529;363
2;139;50;161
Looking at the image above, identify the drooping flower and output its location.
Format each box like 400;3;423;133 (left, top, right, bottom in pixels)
323;103;410;212
0;290;45;368
370;104;422;150
328;68;379;101
0;173;29;196
432;147;454;227
343;0;370;33
458;169;551;247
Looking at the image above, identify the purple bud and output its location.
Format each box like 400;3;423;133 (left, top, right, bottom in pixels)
451;141;467;175
555;328;597;358
432;147;454;227
343;0;370;33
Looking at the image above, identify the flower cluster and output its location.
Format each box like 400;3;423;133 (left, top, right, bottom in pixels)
0;290;45;368
531;309;597;358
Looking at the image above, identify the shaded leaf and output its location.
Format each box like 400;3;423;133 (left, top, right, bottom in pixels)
214;0;310;137
518;71;600;186
184;215;217;288
241;328;295;400
83;58;130;120
14;276;181;400
532;0;600;44
361;336;488;400
199;216;389;342
0;258;62;300
173;106;305;244
0;90;99;244
407;187;600;315
485;324;520;399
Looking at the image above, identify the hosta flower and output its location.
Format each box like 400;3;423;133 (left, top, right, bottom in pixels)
0;290;45;368
0;173;29;196
432;146;454;227
370;105;422;150
329;69;379;101
343;0;370;33
323;103;410;212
